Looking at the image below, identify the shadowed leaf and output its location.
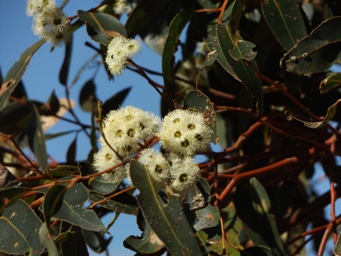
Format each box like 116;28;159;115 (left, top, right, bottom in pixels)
79;79;97;112
102;87;131;117
320;72;341;94
280;17;341;75
59;35;73;86
262;0;307;51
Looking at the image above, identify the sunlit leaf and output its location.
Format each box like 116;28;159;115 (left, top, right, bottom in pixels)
235;178;285;256
2;199;44;256
280;17;341;75
0;39;45;111
285;98;341;128
124;221;165;254
129;161;203;256
77;10;127;45
261;0;307;51
319;72;341;94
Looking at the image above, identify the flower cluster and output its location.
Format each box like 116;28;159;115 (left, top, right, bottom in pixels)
93;106;213;193
26;0;70;46
93;106;160;182
105;36;141;76
113;0;138;15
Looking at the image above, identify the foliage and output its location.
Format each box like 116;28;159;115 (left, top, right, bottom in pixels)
1;0;341;255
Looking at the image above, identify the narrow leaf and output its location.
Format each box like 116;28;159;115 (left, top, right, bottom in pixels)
261;0;307;51
335;233;341;255
59;35;73;86
0;39;45;110
28;102;48;171
101;87;131;117
79;79;97;112
319;72;341;94
280;17;341;75
285;98;341;128
44;185;68;226
162;10;195;89
129;161;203;256
39;223;59;256
77;10;127;45
66;134;77;163
235;178;285;256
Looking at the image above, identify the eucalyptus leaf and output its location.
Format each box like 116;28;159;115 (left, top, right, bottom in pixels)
319;72;341;94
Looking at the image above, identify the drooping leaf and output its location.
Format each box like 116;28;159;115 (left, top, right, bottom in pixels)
27;102;48;171
0;216;30;255
53;183;107;233
82;230;112;253
124;221;165;254
280;17;341;75
183;90;217;142
66;134;77;163
162;10;195;89
0;39;45;111
79;79;97;112
39;223;59;256
77;10;127;45
2;199;44;256
101;87;131;117
229;0;247;35
261;0;307;51
89;192;138;216
235;178;285;256
59;35;73;86
129;161;203;256
319;72;341;94
285;98;341;128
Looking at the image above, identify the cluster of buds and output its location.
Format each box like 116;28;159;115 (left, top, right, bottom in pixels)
105;36;141;76
26;0;70;46
93;105;213;195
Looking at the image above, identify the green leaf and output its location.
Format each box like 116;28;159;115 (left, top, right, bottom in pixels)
89;192;138;215
0;187;28;213
280;17;341;75
2;199;44;255
59;35;73;86
101;87;131;117
129;161;203;256
193;204;220;231
44;185;68;226
319;72;341;94
77;10;127;45
66;135;77;163
60;228;89;256
234;178;285;256
79;162;122;195
229;0;247;35
216;24;264;115
82;230;112;253
285;98;341;128
50;165;79;177
124;221;165;254
79;79;97;112
53;183;107;233
183;90;217;142
28;102;48;171
39;223;59;256
229;40;257;62
0;39;45;111
162;10;195;89
47;90;60;115
335;233;341;255
0;216;30;254
261;0;307;51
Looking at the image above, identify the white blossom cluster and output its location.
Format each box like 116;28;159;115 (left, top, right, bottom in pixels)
93;106;213;193
113;0;138;15
105;36;141;76
26;0;70;46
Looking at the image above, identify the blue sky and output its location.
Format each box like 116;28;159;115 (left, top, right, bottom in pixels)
1;1;340;255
